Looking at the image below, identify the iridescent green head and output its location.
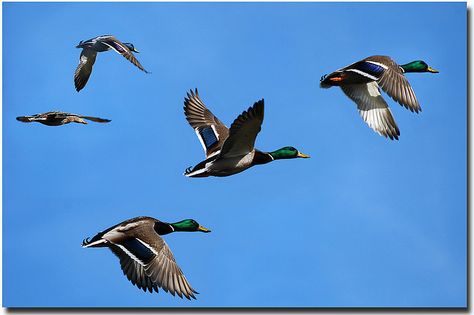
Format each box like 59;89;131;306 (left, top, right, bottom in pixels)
171;219;211;233
269;146;310;160
400;60;439;73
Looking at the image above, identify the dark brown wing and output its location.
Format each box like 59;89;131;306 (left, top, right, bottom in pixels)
143;240;198;300
104;220;198;299
184;89;230;158
79;116;111;123
219;99;264;158
109;245;159;293
74;49;97;92
100;36;149;73
16;116;36;123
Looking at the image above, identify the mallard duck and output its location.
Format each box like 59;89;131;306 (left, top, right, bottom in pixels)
74;35;149;92
16;111;111;126
82;216;210;299
183;89;310;177
320;55;438;140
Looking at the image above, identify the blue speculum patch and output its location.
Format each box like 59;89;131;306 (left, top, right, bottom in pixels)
121;238;155;263
353;61;385;78
200;126;218;149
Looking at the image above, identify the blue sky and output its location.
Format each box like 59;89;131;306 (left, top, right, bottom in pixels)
3;1;466;308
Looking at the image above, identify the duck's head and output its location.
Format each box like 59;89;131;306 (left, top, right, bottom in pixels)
170;219;211;233
76;40;87;49
400;60;439;73
124;43;139;53
270;146;310;160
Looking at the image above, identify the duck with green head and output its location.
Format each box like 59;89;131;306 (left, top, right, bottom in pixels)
320;55;438;140
183;89;310;177
82;216;210;299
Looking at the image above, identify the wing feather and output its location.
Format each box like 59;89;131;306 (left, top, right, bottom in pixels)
341;83;400;140
78;116;111;123
184;89;229;158
219;99;264;158
74;49;97;92
100;36;149;73
372;56;421;113
109;245;159;293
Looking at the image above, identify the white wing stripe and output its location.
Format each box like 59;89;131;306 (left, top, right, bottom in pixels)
136;238;160;256
346;69;378;81
115;243;146;266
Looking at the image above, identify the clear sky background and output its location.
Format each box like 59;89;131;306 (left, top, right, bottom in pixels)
3;2;466;308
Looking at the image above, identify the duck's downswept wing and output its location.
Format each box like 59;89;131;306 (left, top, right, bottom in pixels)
341;82;400;140
100;36;149;73
74;49;97;92
184;89;230;158
109;245;159;293
219;99;264;158
105;222;198;299
366;56;421;113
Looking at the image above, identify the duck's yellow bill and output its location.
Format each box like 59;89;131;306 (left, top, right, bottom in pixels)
427;66;439;73
198;225;211;233
297;152;310;158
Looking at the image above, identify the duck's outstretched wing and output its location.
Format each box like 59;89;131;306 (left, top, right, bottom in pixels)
219;99;264;158
16;115;41;123
74;49;97;92
366;56;421;113
109;245;159;293
341;82;400;140
78;115;111;123
100;36;149;73
142;239;198;300
184;89;230;158
92;219;198;299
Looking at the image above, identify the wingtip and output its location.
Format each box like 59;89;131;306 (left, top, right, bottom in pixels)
16;116;27;122
186;88;199;98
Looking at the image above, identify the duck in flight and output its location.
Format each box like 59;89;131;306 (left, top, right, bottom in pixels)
320;55;438;140
74;35;149;92
16;111;111;126
82;216;211;299
183;89;310;177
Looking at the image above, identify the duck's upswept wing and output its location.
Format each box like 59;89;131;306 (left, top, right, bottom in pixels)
99;219;198;299
184;89;230;158
341;82;400;140
219;99;264;158
74;49;97;92
100;36;149;73
365;56;421;113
